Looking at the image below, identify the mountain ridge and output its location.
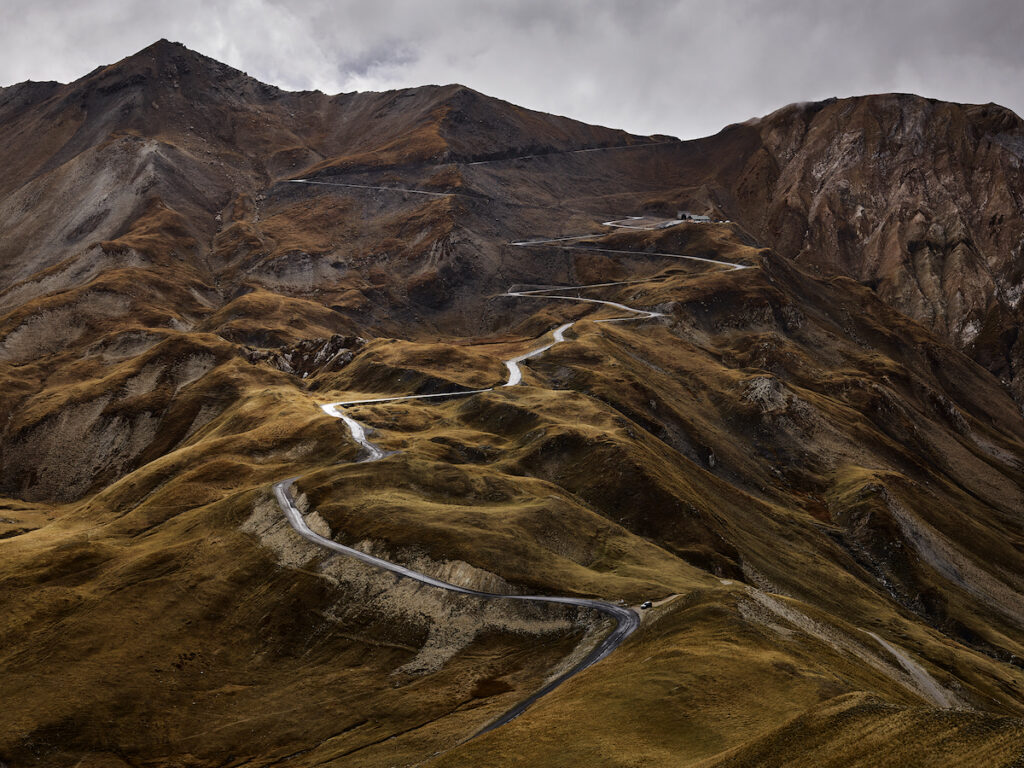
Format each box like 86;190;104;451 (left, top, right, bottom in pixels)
2;41;1024;768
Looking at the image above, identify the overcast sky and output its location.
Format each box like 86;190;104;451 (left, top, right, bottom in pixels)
2;0;1022;138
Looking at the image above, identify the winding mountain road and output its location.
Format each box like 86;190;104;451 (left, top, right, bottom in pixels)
271;213;744;737
289;178;467;198
467;139;679;166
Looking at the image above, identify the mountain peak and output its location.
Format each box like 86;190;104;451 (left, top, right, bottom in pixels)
80;38;259;95
4;39;1024;768
132;38;191;59
126;38;218;68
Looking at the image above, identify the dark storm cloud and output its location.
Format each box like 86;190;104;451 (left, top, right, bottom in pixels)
2;0;1022;138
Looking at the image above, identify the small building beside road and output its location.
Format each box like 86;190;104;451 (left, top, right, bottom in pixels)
677;210;712;222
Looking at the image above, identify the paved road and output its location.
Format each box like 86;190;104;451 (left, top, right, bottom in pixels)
512;228;748;272
467;139;679;166
275;475;638;736
272;212;745;737
288;178;467;198
503;285;664;323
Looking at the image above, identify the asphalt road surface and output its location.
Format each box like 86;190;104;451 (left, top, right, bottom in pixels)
272;208;744;736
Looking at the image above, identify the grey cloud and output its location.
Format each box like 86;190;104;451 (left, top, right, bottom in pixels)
2;0;1022;138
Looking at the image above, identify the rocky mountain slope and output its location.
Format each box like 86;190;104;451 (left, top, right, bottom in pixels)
2;41;1024;768
658;94;1024;405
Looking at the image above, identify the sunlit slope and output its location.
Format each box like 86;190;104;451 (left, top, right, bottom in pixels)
2;39;1024;768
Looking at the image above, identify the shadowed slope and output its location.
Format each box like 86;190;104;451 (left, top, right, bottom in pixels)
2;41;1024;768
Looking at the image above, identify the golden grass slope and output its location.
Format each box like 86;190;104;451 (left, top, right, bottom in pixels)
5;221;1024;766
3;42;1024;766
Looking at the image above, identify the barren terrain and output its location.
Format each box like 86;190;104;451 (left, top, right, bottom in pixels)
2;40;1024;767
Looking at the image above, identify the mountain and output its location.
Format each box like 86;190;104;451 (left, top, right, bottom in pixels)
655;94;1024;405
2;42;1024;768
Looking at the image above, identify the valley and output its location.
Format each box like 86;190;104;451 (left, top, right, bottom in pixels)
2;39;1024;768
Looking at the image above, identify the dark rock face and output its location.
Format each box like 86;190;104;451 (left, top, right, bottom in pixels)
3;41;1024;768
243;335;366;377
721;95;1024;405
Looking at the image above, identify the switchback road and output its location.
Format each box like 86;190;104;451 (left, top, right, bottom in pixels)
271;212;743;737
